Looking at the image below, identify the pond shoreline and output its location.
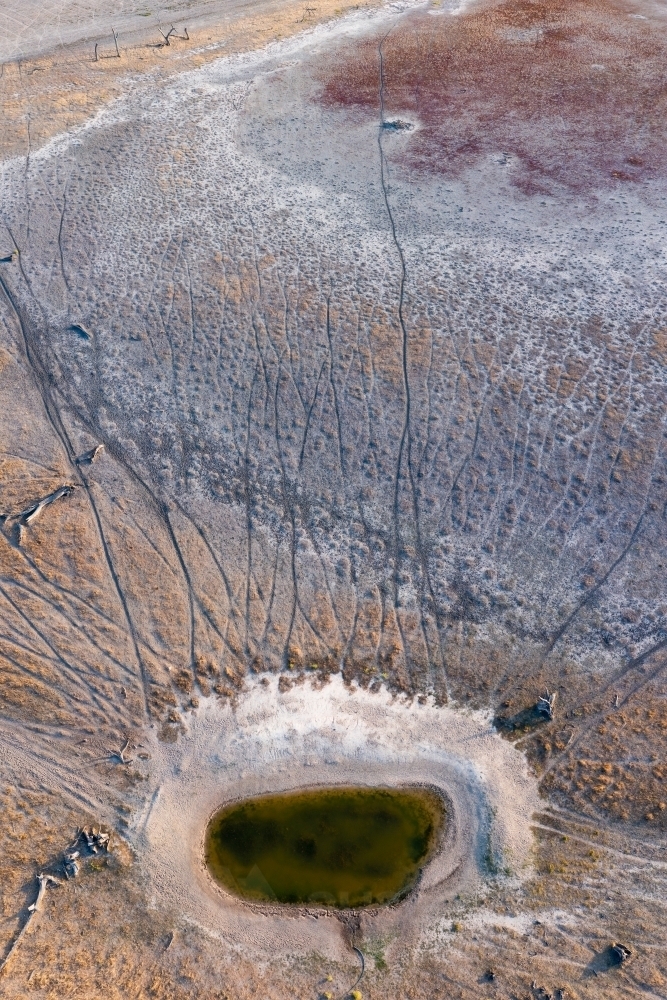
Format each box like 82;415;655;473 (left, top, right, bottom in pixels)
134;674;540;964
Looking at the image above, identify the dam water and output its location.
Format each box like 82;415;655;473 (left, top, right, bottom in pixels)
205;786;444;908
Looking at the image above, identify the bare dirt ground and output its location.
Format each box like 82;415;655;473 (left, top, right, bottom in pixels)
0;0;667;996
139;677;540;958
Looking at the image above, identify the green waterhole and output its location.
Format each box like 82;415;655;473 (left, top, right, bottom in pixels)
205;785;445;908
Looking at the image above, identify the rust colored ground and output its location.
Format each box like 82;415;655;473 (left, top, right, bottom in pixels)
320;0;667;195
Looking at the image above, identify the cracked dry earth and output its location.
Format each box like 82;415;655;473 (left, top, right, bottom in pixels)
1;0;667;996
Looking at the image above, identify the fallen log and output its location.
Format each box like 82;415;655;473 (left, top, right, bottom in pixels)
2;486;78;531
22;486;76;525
69;323;92;340
0;874;62;976
77;444;104;465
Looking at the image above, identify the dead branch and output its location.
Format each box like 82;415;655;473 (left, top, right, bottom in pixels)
107;737;133;765
64;859;80;879
63;848;80;879
0;874;62;976
112;28;120;58
24;486;75;524
1;485;76;545
86;739;134;769
29;873;62;913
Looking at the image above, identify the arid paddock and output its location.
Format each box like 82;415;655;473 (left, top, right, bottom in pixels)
1;0;666;996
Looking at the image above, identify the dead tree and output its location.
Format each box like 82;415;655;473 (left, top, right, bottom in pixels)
158;25;176;46
93;33;119;60
159;24;189;45
537;690;556;720
63;827;111;869
612;942;632;964
0;826;115;973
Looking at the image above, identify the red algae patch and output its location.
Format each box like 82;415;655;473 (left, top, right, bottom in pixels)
319;0;667;195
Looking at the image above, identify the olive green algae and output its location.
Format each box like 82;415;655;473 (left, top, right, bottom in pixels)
205;786;445;908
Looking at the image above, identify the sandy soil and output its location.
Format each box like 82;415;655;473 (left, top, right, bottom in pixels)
0;0;366;62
